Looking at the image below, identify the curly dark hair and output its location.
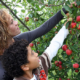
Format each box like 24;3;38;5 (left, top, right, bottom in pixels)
2;39;29;78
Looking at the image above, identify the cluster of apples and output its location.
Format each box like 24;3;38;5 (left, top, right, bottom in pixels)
69;16;80;29
62;44;72;55
54;61;62;70
62;44;79;72
73;63;79;72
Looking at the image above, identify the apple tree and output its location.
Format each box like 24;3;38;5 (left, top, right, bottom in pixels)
48;1;80;80
1;0;80;80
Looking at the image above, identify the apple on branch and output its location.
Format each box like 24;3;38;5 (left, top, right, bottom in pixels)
73;63;79;68
76;16;80;22
25;17;29;22
66;49;72;55
29;43;34;47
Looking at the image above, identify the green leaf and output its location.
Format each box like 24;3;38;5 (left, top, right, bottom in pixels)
23;0;26;2
35;4;39;10
40;0;44;3
76;1;80;6
66;22;69;29
48;0;51;5
14;9;17;14
70;46;78;53
61;9;67;18
17;0;21;3
29;13;33;18
21;9;25;13
27;0;33;3
63;5;72;13
10;0;15;1
40;5;45;11
65;1;70;5
67;69;72;77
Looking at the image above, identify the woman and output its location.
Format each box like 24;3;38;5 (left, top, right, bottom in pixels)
0;8;68;80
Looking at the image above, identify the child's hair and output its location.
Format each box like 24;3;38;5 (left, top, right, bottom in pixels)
2;39;29;77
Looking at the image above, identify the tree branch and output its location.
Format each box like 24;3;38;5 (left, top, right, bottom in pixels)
0;0;30;31
39;2;65;7
48;2;65;7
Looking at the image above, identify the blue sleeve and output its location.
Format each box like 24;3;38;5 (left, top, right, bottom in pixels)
13;8;68;43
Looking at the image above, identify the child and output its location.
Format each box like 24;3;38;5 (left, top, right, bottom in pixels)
2;23;69;80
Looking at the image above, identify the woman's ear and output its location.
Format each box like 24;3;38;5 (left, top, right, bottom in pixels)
21;64;29;71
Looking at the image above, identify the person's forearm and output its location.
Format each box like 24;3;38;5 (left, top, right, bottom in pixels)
26;8;68;43
44;26;69;61
13;8;68;43
30;8;68;38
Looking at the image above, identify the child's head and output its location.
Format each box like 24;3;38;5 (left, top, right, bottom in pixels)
2;39;39;77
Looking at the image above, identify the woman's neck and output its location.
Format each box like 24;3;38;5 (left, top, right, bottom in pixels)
8;37;14;47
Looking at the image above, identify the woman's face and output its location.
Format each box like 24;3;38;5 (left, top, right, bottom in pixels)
8;16;21;37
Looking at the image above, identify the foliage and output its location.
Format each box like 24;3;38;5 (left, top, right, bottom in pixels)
0;0;80;80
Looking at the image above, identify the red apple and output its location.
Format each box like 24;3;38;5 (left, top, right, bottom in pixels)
66;66;68;68
77;24;80;30
37;50;40;53
37;42;40;44
75;69;79;72
69;30;73;34
73;63;79;68
67;79;70;80
56;63;59;67
77;5;80;8
55;61;59;67
25;17;29;22
70;22;76;28
29;43;34;47
62;45;68;51
66;49;72;55
76;16;80;22
69;30;75;35
59;65;62;69
72;56;74;59
55;61;58;64
58;61;62;65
